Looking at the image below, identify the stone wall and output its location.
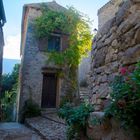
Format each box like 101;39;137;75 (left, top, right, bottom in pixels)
17;7;49;119
0;0;6;97
87;112;138;140
0;26;4;95
98;0;124;29
89;0;140;111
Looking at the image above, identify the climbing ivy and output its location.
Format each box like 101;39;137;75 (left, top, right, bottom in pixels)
34;5;93;105
34;6;93;67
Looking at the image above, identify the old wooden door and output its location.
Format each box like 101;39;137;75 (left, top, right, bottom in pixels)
41;73;57;108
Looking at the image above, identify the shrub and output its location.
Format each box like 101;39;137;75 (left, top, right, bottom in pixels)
58;103;94;139
2;64;20;94
105;62;140;136
22;99;41;122
1;88;17;121
60;96;73;108
1;64;20;121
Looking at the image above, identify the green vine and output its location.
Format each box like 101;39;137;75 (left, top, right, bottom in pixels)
34;6;93;67
34;5;93;104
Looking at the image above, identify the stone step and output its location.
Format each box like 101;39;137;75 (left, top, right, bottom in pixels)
80;93;89;95
41;113;66;125
80;89;88;91
80;92;89;95
80;92;89;94
41;108;57;114
79;87;89;102
79;89;89;92
80;94;88;96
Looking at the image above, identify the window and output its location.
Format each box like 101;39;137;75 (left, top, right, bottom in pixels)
48;35;61;52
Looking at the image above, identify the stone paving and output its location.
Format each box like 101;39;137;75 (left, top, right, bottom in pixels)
0;110;67;140
26;111;67;140
0;122;43;140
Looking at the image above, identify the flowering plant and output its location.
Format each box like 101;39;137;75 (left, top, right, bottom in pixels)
105;62;140;136
119;67;128;75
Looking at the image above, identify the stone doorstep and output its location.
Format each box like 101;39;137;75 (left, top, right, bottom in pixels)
41;109;65;124
0;122;33;140
41;115;66;125
41;108;57;114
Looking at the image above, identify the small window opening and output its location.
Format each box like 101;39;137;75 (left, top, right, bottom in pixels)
48;35;61;52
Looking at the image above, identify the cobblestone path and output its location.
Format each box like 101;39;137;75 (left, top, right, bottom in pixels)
26;110;67;140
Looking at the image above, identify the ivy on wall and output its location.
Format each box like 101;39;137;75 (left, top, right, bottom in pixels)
34;5;93;105
34;6;93;67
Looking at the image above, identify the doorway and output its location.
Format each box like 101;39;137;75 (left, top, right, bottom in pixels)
41;73;57;108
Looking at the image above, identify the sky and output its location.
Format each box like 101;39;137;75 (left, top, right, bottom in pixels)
3;0;109;60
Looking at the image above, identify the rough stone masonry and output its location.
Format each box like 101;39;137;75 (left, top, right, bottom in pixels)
89;0;140;110
17;1;78;121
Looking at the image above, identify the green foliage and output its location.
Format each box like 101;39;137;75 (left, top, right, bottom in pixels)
1;90;17;121
22;99;41;122
1;64;20;95
35;6;93;67
59;93;74;108
58;103;94;139
1;64;20;121
105;62;140;135
35;6;93;105
90;116;101;126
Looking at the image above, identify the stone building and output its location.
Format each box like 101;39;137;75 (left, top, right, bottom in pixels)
98;0;124;29
89;0;140;110
17;1;76;120
0;0;6;96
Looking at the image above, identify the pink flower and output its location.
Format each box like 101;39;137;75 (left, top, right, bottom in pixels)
120;67;127;75
117;99;126;109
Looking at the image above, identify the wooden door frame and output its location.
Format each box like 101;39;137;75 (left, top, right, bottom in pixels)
41;67;61;108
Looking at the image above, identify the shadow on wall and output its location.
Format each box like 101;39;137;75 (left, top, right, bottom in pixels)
79;52;91;87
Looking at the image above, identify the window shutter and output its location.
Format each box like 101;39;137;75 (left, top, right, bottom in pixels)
38;37;48;52
61;35;69;51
